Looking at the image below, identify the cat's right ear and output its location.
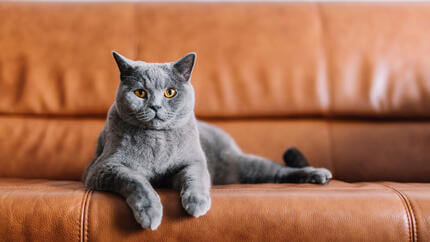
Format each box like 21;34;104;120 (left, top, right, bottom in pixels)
112;51;134;74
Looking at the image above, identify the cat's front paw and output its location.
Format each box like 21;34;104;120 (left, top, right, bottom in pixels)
305;167;332;184
126;195;163;230
181;191;211;217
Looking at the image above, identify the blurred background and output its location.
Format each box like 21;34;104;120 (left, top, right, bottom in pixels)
1;0;429;183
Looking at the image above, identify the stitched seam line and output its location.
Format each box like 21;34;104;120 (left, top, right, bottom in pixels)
382;184;416;242
404;191;418;242
77;193;85;242
79;189;90;242
80;190;92;242
83;190;94;242
389;184;418;241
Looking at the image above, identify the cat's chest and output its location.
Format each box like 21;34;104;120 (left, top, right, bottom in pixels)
120;129;185;167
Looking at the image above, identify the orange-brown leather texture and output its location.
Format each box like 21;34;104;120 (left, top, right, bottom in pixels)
1;2;430;118
4;178;429;242
385;182;430;242
331;121;430;182
0;179;87;242
321;3;430;117
89;181;411;241
0;2;134;116
0;116;102;180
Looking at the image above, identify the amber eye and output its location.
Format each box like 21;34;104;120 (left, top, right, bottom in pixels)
134;89;146;98
164;88;177;98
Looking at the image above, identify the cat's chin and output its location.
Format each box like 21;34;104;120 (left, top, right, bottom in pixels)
148;119;164;127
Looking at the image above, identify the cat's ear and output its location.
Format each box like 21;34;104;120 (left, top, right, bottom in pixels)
112;51;134;74
173;52;196;82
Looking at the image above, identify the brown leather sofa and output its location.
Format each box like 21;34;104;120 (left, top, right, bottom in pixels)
1;1;429;241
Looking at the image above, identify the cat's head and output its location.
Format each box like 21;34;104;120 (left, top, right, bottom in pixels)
112;51;196;130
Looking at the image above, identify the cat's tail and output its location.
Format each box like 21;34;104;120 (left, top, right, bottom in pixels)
282;147;310;168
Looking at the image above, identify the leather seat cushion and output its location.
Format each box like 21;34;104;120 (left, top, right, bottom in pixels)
1;178;427;241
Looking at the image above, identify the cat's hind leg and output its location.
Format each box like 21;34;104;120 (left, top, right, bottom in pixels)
198;121;332;185
223;150;332;184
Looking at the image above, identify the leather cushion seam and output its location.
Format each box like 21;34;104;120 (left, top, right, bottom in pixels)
382;184;416;242
78;191;88;242
403;191;419;242
84;190;93;242
79;189;91;242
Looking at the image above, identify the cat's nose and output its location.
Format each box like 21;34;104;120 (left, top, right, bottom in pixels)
150;105;162;111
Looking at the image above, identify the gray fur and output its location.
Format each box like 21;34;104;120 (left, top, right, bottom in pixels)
83;52;332;230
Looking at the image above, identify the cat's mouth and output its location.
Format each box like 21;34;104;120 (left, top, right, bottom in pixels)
133;109;170;126
137;112;166;123
153;114;165;121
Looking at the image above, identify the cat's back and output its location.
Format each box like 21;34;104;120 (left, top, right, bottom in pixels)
197;121;241;159
197;121;241;184
198;121;237;149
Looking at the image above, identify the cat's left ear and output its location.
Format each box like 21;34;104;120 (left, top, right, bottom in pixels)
173;52;196;82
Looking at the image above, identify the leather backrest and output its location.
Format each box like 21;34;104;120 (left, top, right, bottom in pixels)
0;2;429;181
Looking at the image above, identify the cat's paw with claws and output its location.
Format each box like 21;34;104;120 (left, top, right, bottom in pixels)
181;191;211;217
304;167;332;184
126;195;163;230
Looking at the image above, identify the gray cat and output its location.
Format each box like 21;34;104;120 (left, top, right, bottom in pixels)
83;52;332;230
